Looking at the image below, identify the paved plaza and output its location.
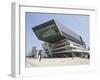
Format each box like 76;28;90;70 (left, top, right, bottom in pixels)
26;57;90;67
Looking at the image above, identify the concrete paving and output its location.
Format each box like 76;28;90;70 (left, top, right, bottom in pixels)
26;57;90;67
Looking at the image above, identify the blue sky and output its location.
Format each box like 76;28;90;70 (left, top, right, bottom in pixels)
25;12;90;55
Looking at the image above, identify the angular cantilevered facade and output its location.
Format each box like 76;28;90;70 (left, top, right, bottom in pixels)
32;19;89;58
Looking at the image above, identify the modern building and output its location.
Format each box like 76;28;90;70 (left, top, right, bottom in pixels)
32;19;89;58
26;46;38;58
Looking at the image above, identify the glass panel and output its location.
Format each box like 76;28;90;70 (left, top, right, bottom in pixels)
35;24;59;38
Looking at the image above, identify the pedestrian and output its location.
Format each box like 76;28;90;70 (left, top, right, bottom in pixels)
38;50;42;62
